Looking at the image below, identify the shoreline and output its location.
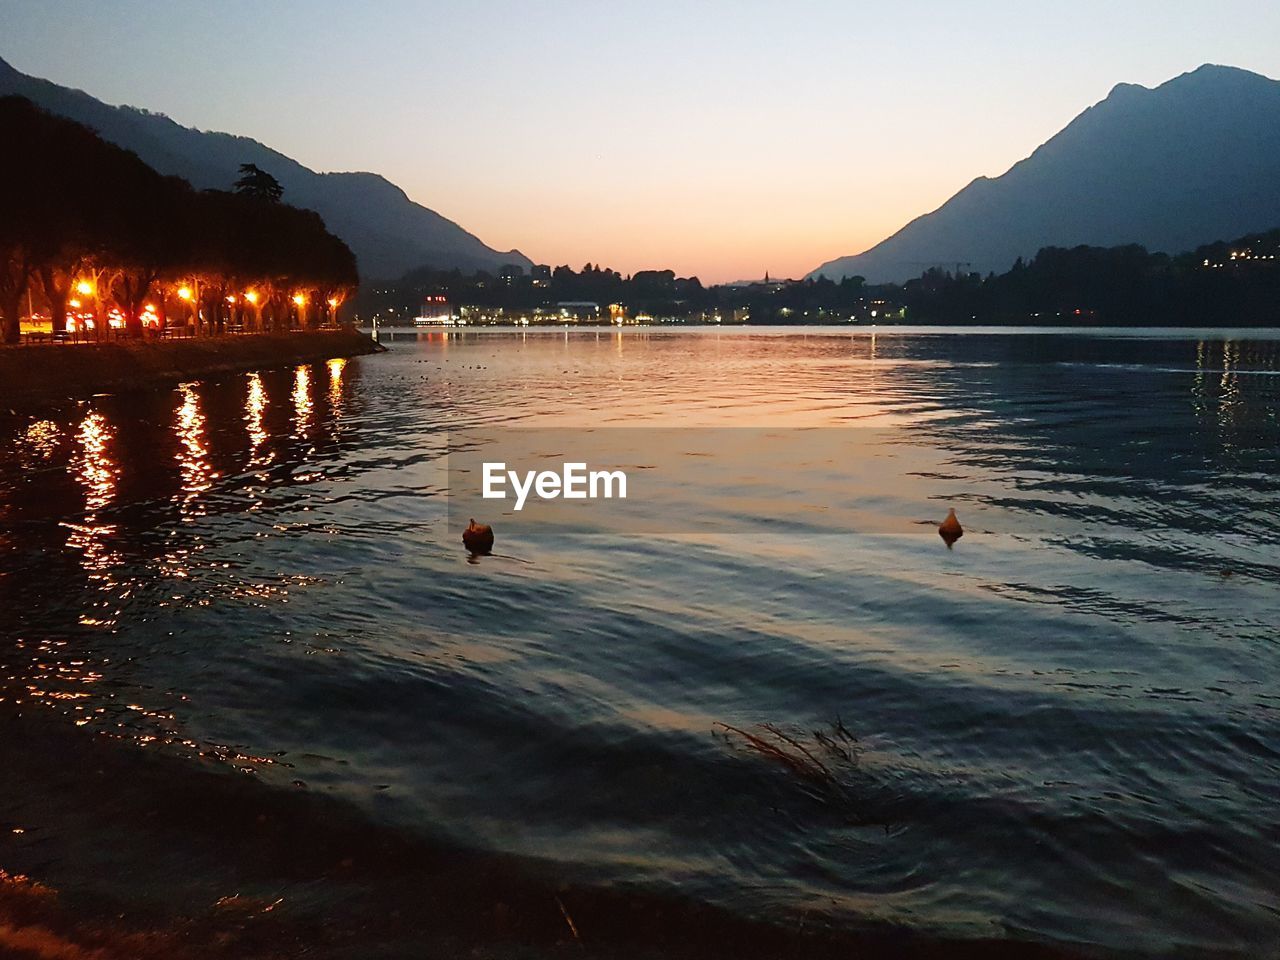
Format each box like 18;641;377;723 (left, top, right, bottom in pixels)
0;714;1087;960
0;329;384;409
362;322;1280;334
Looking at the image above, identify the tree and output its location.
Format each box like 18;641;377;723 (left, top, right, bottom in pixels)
233;163;284;203
0;99;357;341
0;96;106;342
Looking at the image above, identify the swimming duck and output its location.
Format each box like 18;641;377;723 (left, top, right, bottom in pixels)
462;518;495;554
938;508;963;548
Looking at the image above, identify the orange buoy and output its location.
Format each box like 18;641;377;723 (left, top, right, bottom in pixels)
462;518;494;554
938;508;963;548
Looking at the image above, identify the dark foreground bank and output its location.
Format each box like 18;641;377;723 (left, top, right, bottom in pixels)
0;330;382;408
0;717;1088;960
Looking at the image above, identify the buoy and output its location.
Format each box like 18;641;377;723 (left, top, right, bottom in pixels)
462;518;494;554
938;508;963;548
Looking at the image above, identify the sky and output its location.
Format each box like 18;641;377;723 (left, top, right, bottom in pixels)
3;0;1279;283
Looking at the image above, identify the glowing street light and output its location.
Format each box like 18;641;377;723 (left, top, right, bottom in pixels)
244;291;259;305
76;280;94;296
177;286;193;301
226;295;237;304
292;293;306;306
327;297;339;308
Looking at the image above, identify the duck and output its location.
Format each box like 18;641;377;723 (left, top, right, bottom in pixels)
938;508;963;548
462;518;495;554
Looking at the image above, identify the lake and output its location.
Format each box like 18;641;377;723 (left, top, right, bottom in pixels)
1;327;1277;958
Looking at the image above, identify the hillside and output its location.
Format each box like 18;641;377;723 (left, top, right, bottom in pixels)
809;65;1280;283
0;55;530;281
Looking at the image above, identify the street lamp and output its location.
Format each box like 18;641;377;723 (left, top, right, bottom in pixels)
177;281;202;335
292;293;308;330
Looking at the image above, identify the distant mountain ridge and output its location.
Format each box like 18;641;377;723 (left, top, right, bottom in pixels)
0;55;531;281
809;65;1280;283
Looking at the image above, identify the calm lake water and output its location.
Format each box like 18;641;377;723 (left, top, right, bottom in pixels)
1;327;1278;957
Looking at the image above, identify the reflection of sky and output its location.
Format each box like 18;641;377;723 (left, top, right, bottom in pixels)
0;332;1277;956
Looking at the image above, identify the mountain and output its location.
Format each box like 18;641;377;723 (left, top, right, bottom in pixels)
809;65;1280;283
0;55;530;281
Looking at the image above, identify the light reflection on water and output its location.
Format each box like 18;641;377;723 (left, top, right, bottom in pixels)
292;364;313;438
64;411;120;597
245;371;270;465
74;411;115;514
327;357;346;415
0;332;1278;958
175;384;215;512
20;419;61;460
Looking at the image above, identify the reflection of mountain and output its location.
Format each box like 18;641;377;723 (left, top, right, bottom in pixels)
810;65;1280;283
0;56;531;281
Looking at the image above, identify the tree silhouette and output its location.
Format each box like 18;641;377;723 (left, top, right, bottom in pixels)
233;163;284;203
0;97;357;340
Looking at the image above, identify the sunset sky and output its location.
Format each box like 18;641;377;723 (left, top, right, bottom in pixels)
5;0;1280;283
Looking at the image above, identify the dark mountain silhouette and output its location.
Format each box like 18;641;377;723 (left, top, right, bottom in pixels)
0;55;530;281
809;65;1280;283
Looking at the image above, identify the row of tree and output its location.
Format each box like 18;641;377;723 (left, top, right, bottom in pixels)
0;96;358;344
369;235;1280;327
893;233;1280;325
366;263;877;321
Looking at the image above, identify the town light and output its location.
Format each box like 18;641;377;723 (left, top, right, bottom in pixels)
226;295;237;304
245;291;259;305
292;293;306;306
177;286;193;301
327;297;339;307
76;280;94;296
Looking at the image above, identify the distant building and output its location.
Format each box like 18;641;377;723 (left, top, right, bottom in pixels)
555;301;601;320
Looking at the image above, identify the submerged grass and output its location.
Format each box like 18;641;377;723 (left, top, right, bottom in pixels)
715;716;861;806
